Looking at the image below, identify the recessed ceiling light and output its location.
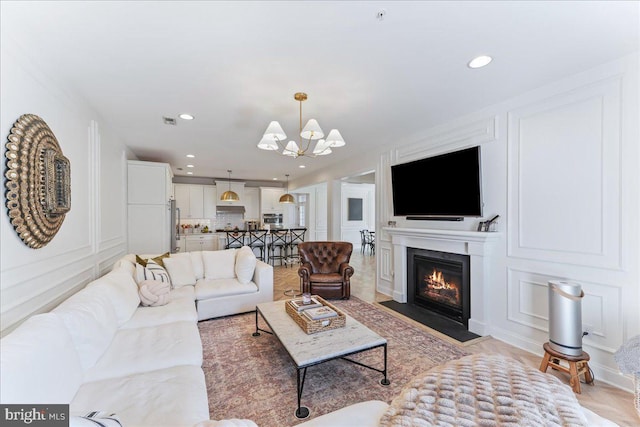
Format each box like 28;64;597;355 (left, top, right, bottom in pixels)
299;165;306;168
187;172;193;175
272;178;278;180
468;55;492;69
186;154;195;158
186;164;194;168
179;113;194;120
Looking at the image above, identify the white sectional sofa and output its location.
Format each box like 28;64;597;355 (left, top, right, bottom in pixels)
0;247;273;427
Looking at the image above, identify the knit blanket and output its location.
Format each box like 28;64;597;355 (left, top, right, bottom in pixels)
379;353;587;427
614;334;640;374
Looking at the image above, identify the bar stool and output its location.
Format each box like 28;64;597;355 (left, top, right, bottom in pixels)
248;229;268;261
225;230;247;249
539;342;594;393
286;228;307;266
268;230;289;267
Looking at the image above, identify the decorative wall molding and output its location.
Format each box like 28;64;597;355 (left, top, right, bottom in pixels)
394;115;498;165
507;76;622;270
0;266;94;336
506;267;623;354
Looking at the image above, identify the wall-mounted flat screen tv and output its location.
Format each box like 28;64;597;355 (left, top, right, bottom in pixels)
391;146;482;217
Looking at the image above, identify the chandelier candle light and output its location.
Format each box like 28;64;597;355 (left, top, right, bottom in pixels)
257;92;346;158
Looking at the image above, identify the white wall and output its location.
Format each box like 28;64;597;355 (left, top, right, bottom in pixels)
294;182;328;241
0;35;129;335
374;53;638;391
341;183;375;248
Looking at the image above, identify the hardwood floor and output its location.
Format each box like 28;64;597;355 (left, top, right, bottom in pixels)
271;250;638;426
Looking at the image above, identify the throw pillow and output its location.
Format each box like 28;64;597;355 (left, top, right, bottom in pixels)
202;249;238;280
163;256;197;287
135;252;170;268
70;411;122;427
135;259;172;286
235;246;257;285
138;279;171;306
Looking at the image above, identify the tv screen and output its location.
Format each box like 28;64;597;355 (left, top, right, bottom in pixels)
391;146;482;217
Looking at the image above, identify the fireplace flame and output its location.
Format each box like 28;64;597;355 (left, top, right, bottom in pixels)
423;268;460;306
426;269;457;290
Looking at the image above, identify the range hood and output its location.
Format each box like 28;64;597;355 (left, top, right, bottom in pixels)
216;205;245;214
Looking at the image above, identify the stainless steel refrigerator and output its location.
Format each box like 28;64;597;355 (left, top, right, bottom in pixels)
170;199;181;253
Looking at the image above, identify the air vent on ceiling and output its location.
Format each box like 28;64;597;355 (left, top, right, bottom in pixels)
163;116;177;126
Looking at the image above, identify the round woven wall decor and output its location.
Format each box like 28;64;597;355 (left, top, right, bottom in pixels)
5;114;71;249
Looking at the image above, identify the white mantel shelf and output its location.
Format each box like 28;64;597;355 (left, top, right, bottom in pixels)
384;227;501;336
383;227;501;243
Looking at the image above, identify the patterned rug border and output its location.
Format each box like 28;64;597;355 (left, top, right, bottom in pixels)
198;296;470;427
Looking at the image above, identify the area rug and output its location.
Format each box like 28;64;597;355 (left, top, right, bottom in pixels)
198;297;470;427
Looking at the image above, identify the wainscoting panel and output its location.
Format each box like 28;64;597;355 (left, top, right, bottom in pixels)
507;77;622;269
506;268;623;354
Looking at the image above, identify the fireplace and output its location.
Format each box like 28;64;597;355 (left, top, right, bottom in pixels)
407;248;470;328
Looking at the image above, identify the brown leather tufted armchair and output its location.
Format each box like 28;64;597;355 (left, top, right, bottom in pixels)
298;241;354;299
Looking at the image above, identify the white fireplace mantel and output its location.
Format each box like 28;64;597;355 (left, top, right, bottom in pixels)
384;227;501;336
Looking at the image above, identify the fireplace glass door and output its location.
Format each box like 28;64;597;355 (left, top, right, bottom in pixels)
407;248;470;327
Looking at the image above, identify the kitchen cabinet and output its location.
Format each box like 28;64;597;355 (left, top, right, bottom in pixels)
203;186;217;218
127;161;173;254
244;187;260;220
184;234;217;252
215;180;245;206
174;184;216;219
260;187;285;214
128;160;172;205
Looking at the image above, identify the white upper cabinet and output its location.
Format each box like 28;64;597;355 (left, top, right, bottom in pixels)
244;187;260;220
188;185;204;218
174;184;216;218
215;180;245;206
203;186;217;218
260;187;285;214
128;161;172;205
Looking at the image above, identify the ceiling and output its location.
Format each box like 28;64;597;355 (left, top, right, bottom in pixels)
2;1;638;182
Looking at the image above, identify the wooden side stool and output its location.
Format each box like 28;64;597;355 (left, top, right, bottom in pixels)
539;342;594;393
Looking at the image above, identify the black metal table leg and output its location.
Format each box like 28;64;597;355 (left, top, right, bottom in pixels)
295;367;310;419
380;343;390;385
252;309;261;336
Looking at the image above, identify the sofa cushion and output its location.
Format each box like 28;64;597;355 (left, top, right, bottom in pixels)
136;260;171;286
53;285;119;371
82;321;203;383
195;278;258;299
71;365;209;427
189;251;205;280
0;313;83;404
87;266;140;325
164;255;197;287
203;249;237;280
120;287;197;329
235;246;257;284
138;279;171;306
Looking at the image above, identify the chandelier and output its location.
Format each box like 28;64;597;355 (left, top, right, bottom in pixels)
257;92;346;158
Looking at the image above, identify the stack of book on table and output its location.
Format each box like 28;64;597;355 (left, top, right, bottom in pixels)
302;306;338;320
285;295;346;334
289;297;322;312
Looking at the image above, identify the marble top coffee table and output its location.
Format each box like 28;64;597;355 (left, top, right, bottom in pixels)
253;300;390;419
